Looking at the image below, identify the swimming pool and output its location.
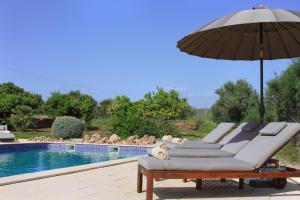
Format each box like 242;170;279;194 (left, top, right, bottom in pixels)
0;143;149;178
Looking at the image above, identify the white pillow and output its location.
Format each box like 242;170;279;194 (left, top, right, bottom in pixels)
259;122;287;136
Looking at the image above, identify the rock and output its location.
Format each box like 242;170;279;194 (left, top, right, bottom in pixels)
100;137;107;143
149;136;156;144
108;134;121;144
84;135;90;140
162;135;173;142
141;135;150;145
71;138;83;143
88;137;97;143
126;136;136;144
91;134;101;140
133;135;139;140
121;140;129;145
135;138;142;145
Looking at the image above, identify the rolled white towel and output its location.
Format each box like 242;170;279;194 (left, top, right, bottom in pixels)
150;147;169;160
162;135;173;142
155;142;168;150
172;138;184;144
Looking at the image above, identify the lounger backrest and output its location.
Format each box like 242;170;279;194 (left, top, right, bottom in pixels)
218;122;247;145
0;125;8;131
234;123;300;168
202;122;235;143
221;122;260;154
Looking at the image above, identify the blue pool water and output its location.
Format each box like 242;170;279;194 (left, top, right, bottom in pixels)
0;143;149;178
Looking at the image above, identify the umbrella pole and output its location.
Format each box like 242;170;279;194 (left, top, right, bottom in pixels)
259;58;265;126
259;23;265;126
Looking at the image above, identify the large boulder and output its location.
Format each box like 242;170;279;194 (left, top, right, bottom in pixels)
108;134;121;144
126;136;136;144
149;136;156;144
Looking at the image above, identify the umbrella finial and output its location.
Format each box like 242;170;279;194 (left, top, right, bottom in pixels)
253;5;268;9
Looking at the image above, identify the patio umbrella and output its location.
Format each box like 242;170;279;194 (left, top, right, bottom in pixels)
177;5;300;125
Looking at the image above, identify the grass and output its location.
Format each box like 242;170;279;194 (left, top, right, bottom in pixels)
178;120;217;140
276;141;300;163
90;117;112;132
14;132;52;139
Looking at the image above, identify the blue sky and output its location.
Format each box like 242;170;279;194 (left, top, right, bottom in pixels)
0;0;299;108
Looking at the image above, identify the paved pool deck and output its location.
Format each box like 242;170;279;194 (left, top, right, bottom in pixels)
0;161;299;200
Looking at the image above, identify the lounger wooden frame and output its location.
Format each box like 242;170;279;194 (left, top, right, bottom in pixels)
137;164;300;200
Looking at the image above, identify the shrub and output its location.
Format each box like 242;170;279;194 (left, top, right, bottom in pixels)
45;91;97;126
9;105;34;131
52;116;85;139
135;118;179;138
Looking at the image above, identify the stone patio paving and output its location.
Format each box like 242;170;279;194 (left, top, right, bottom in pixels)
0;161;299;200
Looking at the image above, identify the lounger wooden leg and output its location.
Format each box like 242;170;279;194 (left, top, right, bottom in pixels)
137;166;143;193
146;175;154;200
239;178;244;189
196;179;202;190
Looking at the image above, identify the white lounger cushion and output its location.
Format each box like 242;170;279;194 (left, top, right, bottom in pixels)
169;122;260;157
235;123;300;168
221;122;260;154
169;142;222;149
0;131;15;139
138;157;254;171
202;122;235;143
168;148;234;158
259;122;287;136
218;122;246;145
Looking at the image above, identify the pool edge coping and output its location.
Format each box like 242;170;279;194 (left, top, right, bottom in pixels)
0;156;141;186
0;141;155;148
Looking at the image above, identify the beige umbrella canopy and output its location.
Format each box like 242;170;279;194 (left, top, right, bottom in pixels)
177;5;300;125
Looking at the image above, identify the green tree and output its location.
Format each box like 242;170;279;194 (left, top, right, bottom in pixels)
110;95;179;138
9;105;34;131
110;96;140;137
266;59;300;122
137;88;191;120
0;82;43;124
45;91;97;125
211;80;259;123
96;98;113;117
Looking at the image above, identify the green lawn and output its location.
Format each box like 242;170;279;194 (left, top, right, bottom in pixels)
276;141;299;163
178;120;217;140
90;117;113;132
14;132;52;139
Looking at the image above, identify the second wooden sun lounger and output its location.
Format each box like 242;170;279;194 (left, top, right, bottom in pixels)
167;122;235;149
168;122;260;157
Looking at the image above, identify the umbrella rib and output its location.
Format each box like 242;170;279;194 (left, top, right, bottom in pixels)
251;25;258;61
266;30;272;60
201;30;229;57
216;32;235;59
270;23;291;58
233;24;252;60
178;30;213;51
189;29;225;55
281;22;300;48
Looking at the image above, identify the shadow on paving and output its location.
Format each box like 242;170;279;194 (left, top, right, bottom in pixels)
152;179;300;199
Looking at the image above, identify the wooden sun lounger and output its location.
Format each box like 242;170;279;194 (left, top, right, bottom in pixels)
137;122;300;200
137;165;300;200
